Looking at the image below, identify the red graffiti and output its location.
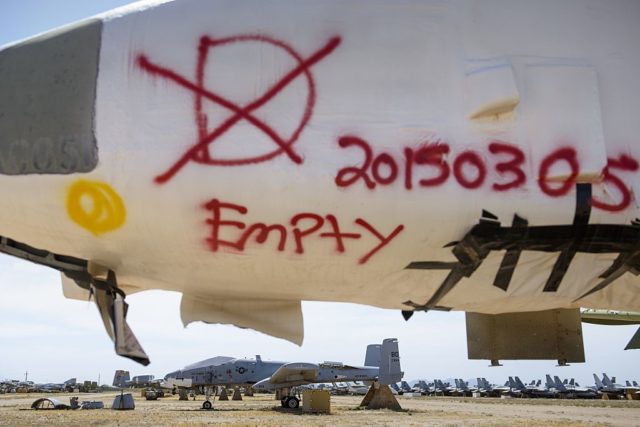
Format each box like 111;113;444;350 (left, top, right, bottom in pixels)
137;34;341;184
204;198;404;264
592;154;639;212
335;136;523;192
453;151;486;189
404;143;450;189
335;136;639;212
537;147;579;197
489;141;526;191
335;136;377;189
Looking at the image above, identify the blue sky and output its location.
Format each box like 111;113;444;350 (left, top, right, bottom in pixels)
0;0;638;387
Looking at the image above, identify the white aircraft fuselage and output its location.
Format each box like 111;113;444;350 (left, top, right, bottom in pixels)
1;0;640;347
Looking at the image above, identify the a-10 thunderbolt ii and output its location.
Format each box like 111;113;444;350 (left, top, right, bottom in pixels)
164;338;402;409
1;0;640;365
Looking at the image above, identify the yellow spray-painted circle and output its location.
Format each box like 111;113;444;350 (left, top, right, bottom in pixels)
67;180;126;236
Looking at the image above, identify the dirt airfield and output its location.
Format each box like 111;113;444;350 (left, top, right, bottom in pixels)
1;391;639;426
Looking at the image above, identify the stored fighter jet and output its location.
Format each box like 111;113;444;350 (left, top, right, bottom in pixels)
2;0;640;366
513;376;555;398
432;379;456;396
112;370;160;388
347;381;370;396
166;338;401;409
37;378;77;393
552;375;597;399
593;373;627;396
600;373;636;396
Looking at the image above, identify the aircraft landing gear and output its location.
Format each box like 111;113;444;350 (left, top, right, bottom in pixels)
281;396;299;409
202;386;214;410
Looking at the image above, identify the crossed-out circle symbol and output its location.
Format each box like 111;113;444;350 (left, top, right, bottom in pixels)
137;34;341;184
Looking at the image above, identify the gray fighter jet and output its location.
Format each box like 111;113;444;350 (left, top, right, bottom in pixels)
165;338;402;409
594;373;638;396
552;375;597;399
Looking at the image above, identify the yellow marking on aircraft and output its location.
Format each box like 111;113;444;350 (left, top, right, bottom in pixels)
66;180;126;235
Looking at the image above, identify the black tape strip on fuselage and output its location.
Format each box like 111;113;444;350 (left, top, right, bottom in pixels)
493;214;528;291
404;183;640;314
543;183;592;292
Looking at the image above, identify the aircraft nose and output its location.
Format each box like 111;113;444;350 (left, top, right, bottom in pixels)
0;19;101;175
164;370;181;380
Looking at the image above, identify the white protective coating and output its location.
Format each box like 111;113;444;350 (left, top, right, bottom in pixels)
1;0;640;343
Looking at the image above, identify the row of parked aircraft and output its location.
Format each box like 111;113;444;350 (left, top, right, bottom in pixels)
0;378;106;394
0;379;74;394
393;374;639;399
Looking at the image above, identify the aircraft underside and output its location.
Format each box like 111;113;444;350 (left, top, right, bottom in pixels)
1;0;640;364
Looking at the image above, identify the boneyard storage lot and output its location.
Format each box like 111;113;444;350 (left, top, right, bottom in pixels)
1;392;640;426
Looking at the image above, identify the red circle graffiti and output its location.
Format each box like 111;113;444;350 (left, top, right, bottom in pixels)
137;35;341;184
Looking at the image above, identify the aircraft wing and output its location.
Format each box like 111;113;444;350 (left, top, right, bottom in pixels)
268;362;319;387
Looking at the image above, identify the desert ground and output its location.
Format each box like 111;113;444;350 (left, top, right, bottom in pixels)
1;391;639;426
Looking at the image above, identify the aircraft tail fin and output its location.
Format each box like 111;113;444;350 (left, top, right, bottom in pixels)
626;327;640;350
593;373;604;389
602;373;613;386
554;376;567;391
627;380;632;387
378;338;403;385
514;376;526;389
364;344;381;367
113;370;130;388
545;374;555;389
634;381;639;387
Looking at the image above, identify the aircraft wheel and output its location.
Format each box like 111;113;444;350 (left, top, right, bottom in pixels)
202;401;213;410
286;396;299;409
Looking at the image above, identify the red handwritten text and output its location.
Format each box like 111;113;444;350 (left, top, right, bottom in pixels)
204;198;404;264
335;136;638;212
591;154;639;212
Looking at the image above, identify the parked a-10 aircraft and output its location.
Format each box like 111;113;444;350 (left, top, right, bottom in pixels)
164;338;402;408
1;0;640;365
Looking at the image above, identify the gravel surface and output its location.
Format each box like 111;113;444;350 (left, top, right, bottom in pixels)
1;391;639;426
